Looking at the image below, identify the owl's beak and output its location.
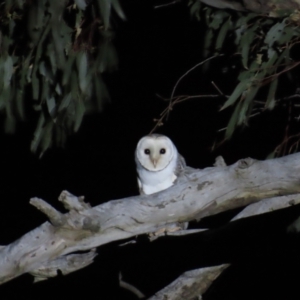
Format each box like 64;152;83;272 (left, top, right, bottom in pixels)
150;156;158;168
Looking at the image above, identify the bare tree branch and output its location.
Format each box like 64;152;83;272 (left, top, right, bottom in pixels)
1;153;300;286
149;264;230;300
232;194;300;221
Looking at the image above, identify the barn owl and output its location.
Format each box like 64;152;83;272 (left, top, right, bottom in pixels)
135;134;186;195
135;134;188;235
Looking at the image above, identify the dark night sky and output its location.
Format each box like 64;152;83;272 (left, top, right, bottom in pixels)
1;1;300;299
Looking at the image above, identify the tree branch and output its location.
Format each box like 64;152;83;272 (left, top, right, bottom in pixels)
149;264;230;299
1;153;300;285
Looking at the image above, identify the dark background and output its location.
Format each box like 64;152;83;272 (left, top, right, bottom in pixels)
1;1;300;299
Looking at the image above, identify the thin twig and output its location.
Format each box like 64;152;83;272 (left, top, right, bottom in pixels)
211;81;225;96
119;272;145;299
170;55;222;101
274;132;300;157
154;0;181;9
150;94;222;134
151;55;223;134
217;108;264;133
289;139;300;154
261;61;300;84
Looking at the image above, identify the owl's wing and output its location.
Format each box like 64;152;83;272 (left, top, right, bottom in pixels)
137;176;145;195
175;153;186;177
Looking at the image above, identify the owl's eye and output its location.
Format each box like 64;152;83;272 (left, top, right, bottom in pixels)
160;148;166;154
144;149;150;155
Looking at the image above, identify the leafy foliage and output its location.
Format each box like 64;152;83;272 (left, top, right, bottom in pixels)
188;2;300;154
0;0;124;155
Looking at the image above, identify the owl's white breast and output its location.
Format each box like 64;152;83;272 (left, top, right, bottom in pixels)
137;152;178;195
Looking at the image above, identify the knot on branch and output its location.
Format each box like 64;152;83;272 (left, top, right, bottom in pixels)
214;156;227;167
237;158;255;169
58;190;91;212
82;217;101;232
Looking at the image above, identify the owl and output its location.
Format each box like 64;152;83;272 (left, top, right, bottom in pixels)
135;134;186;195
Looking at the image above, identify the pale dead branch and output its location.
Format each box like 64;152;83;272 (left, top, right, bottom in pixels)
149;264;230;300
1;153;300;297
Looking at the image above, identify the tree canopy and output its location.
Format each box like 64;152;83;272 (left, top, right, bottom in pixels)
0;0;124;155
2;0;300;157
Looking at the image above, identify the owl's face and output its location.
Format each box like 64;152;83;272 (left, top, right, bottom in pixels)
136;135;175;171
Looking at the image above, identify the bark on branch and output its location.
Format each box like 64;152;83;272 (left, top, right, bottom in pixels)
1;153;300;288
149;264;230;300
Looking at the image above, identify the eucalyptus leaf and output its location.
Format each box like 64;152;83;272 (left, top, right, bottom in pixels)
3;56;13;89
46;96;56;118
31;19;51;99
190;0;201;20
39;61;47;77
26;64;33;83
240;24;258;69
51;25;67;68
58;93;72;112
225;101;242;140
74;98;85;132
235;24;245;45
16;57;27;119
277;47;290;65
47;43;57;75
55;83;62;96
278;26;296;45
265;78;278;110
62;54;76;86
3;88;12;118
204;7;212;26
237;86;259;125
75;0;87;10
15;89;25;120
31;113;45;153
220;80;248;111
39;121;54;157
264;20;285;47
75;9;83;33
111;0;126;20
215;18;231;51
98;0;111;29
41;78;49;104
265;51;278;73
209;11;228;30
203;29;213;57
71;72;79;102
235;13;257;29
77;51;88;93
